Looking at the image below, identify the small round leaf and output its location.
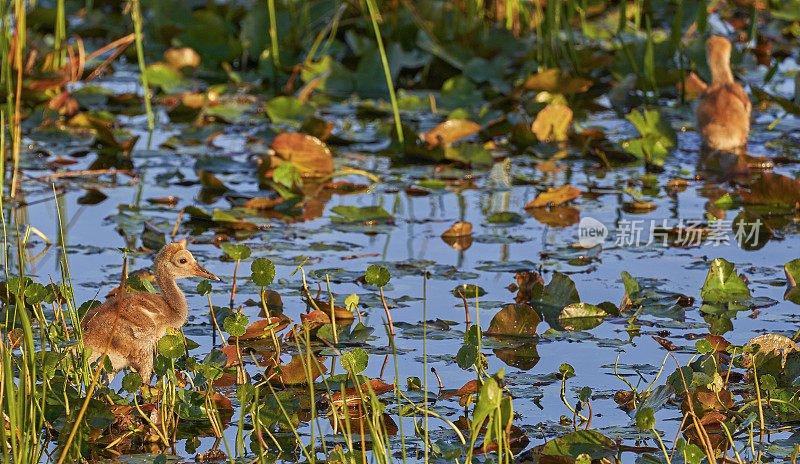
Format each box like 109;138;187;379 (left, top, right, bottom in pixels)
635;407;656;430
340;348;368;374
197;280;212;296
251;258;276;287
365;265;390;287
224;313;250;337
157;334;185;359
221;242;252;260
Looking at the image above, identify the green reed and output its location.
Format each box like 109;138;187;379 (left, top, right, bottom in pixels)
130;0;154;136
365;0;404;143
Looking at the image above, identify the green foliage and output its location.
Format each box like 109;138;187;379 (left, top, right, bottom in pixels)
157;333;185;359
620;109;677;166
365;265;390;287
701;258;751;303
251;258;276;286
634;407;655;430
340;348;368;374
221;243;252;261
224;313;250;337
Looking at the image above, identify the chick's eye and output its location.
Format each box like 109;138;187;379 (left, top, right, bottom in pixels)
179;258;187;264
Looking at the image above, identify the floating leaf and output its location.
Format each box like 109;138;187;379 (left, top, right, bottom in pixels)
486;304;541;338
486;212;524;224
424;119;481;147
271;133;334;178
532;104;573;142
540;430;616;462
266;354;327;385
331;206;393;223
741;334;800;369
143;63;188;93
526;185;581;208
197;170;229;192
634;407;656;430
265;96;315;125
452;284;485;298
441;221;474;250
785;259;800;304
442;221;473;237
558;303;607;331
521;69;592;94
445;142;493;166
620;108;677;166
700;258;751;303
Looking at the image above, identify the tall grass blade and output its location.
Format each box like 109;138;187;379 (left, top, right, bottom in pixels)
364;0;404;144
130;0;154;136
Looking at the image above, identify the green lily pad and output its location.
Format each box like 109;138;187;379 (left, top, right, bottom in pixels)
700;258;751;303
331;206;394;223
558;303;608;331
620;108;677;166
785;259;800;304
540;430;616;461
265;97;315;126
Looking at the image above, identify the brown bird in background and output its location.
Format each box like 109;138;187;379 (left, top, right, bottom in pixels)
80;240;219;382
696;35;751;151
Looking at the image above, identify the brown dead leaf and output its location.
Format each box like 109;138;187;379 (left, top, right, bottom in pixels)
443;379;481;399
652;336;678;351
526;185;581;208
265;354;327;385
521;69;592;94
527;206;579;227
424;119;482;147
532;104;572;142
242;197;284;210
741;334;800;368
329;379;394;406
164;47;201;68
441;221;473;237
228;316;291;342
271;133;334;178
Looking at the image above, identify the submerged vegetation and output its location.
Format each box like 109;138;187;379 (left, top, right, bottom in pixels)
2;0;800;463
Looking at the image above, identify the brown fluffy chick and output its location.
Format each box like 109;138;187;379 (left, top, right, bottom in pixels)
80;240;219;382
696;36;751;151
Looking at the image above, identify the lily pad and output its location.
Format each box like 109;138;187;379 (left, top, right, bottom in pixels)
486;304;541;338
424;119;481;147
558;303;608;332
700;258;751;303
271;133;334;178
526;185;581;208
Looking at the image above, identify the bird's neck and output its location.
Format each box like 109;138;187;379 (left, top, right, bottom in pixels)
709;54;734;84
155;266;188;326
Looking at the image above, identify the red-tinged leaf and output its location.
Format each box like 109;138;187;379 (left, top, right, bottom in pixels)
443;379;481;399
271;133;334;178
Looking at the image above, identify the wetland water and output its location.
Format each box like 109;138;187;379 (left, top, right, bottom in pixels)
5;2;800;462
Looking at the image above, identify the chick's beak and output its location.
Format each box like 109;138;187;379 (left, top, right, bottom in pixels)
193;263;220;281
